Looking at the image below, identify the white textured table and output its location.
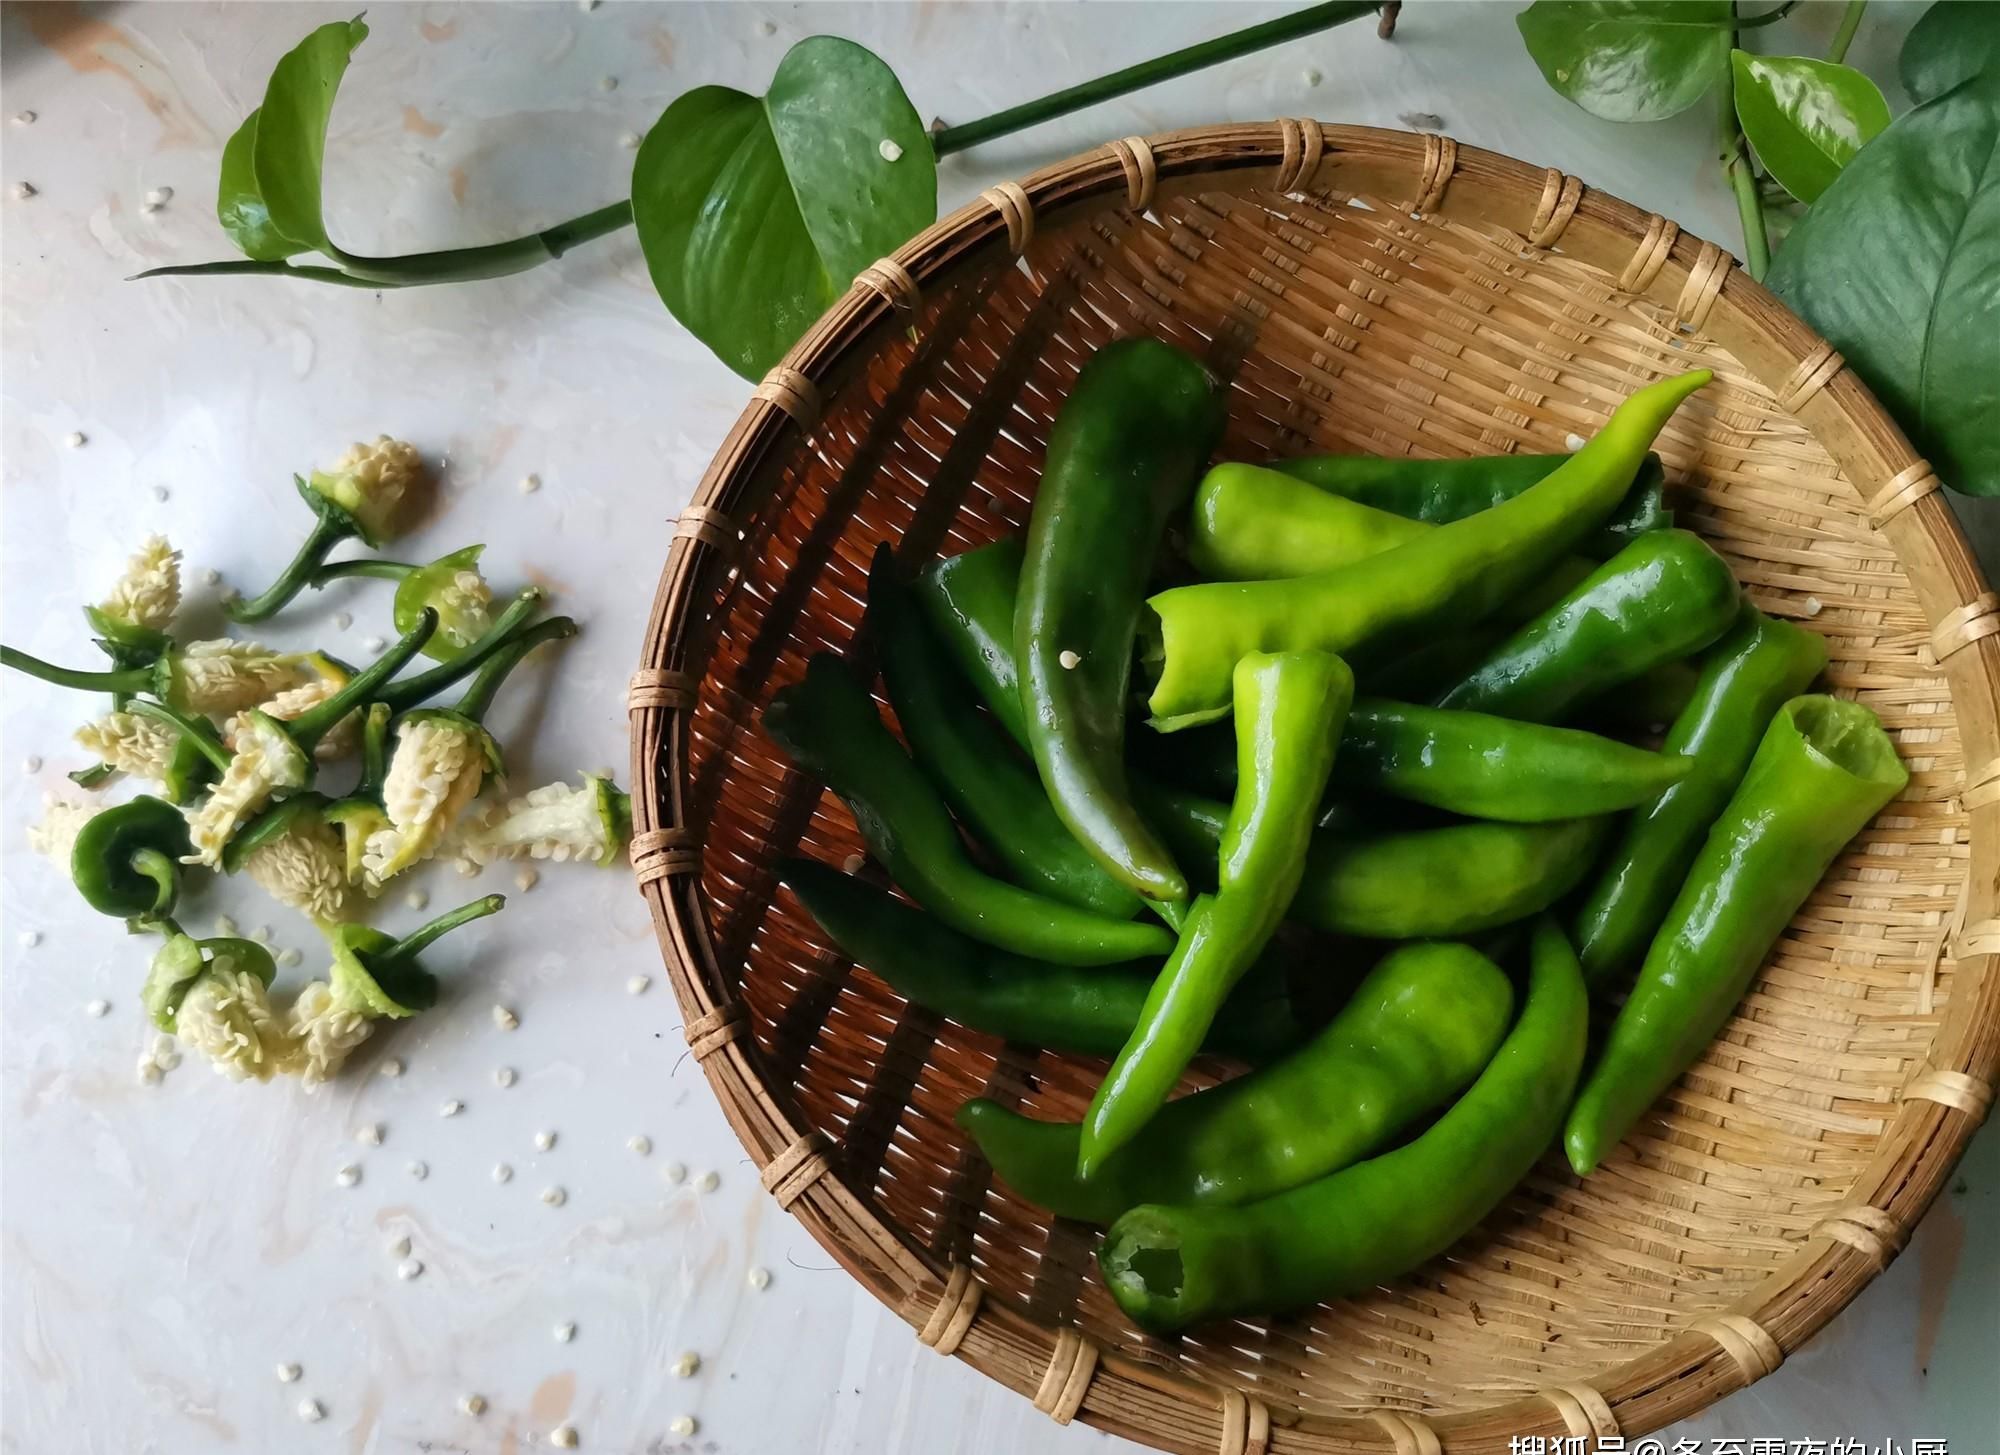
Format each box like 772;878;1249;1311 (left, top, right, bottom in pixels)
2;4;1991;1452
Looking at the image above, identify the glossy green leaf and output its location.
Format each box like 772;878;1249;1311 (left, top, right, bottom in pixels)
1517;1;1731;123
632;36;935;380
1768;71;2000;495
253;17;369;258
1731;51;1889;204
216;109;297;261
1901;1;2000;105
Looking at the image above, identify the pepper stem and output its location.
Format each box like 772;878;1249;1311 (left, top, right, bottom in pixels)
372;588;547;713
225;509;355;624
127;848;181;920
311;558;419;586
453;616;578;724
384;894;506;962
289;608;438;753
0;645;151;695
128;700;236;772
356;702;392;795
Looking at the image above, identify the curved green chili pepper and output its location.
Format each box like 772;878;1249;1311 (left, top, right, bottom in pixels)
324;703;393;883
1144;370;1710;729
1573;606;1828;986
142;920;278;1031
1140;780;1606;939
70;796;192;921
1017;337;1225;900
1101;914;1589;1333
1274;449;1671;558
870;548;1141;920
1080;650;1351;1174
313;544;492;661
764;654;1172;967
1333;700;1688;821
781;858;1299;1062
1434;529;1741;723
1565;695;1905;1174
917;539;1029;744
961;940;1513;1224
328;893;506;1018
227;465;416;624
160;714;229;805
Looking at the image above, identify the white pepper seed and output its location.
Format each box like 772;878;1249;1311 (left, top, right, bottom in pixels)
276;1363;302;1384
540;1185;567;1207
298;1398;324;1423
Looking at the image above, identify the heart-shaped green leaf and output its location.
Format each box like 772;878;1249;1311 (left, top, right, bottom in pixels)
1901;0;2000;105
1731;51;1889;204
631;36;936;380
1517;1;1732;123
1768;70;2000;495
253;16;369;259
216;109;297;261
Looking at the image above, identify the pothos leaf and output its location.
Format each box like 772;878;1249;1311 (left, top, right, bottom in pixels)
1768;71;2000;495
1900;1;2000;106
631;36;936;380
1516;1;1732;124
216;109;297;261
1731;51;1889;205
253;16;369;259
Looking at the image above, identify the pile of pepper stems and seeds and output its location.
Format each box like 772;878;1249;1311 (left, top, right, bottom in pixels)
6;438;631;1088
768;341;1909;1335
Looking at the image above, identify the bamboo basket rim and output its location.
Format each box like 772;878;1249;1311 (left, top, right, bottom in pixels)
629;121;2000;1453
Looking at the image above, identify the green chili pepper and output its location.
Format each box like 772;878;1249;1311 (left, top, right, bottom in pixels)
1334;700;1688;821
1100;914;1589;1333
781;858;1300;1061
764;654;1172;967
1582;655;1702;734
1565;695;1905;1174
1275;450;1671;558
227;438;426;623
160;714;230;805
1144;370;1710;729
312;544;495;661
960;939;1513;1224
69;795;192;922
328;893;507;1019
917;539;1029;744
324;704;394;883
1434;529;1741;723
1017;337;1225;901
1080;650;1351;1174
1573;606;1828;986
870;548;1141;920
371;586;548;713
141;921;277;1032
1140;780;1606;939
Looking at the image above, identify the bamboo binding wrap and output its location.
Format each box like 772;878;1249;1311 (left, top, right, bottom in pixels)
629;122;1999;1453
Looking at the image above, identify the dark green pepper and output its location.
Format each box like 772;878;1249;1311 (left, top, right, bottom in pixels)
311;544;494;661
70;795;192;922
960;939;1513;1224
1080;649;1351;1174
1333;699;1688;821
1145;371;1711;728
1141;780;1607;939
1434;529;1741;723
327;893;507;1018
1017;337;1225;900
764;654;1172;967
1100;914;1589;1333
870;547;1141;920
781;858;1300;1062
917;539;1029;743
370;586;549;714
1275;449;1671;557
1565;696;1905;1174
1573;606;1828;986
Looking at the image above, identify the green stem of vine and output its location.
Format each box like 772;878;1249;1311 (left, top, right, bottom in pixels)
1825;0;1866;64
1718;6;1771;281
136;3;1394;289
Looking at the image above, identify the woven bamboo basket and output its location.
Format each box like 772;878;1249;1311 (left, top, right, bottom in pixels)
628;122;2000;1452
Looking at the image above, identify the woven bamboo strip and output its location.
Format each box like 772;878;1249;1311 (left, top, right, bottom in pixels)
631;122;2000;1454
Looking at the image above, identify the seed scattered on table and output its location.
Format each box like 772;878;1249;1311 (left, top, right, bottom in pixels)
276;1362;302;1384
460;1393;486;1416
663;1161;687;1185
214;914;239;936
15;182;38;201
397;1258;423;1281
669;1415;696;1437
86;998;109;1018
64;429;84;446
335;1164;361;1187
138;1061;162;1085
534;1129;558;1151
519;473;541;495
151;485;170;502
554;1320;576;1343
540;1185;567;1207
11;112;33;125
405;888;429;911
202;568;222;586
363;636;386;653
297;1398;324;1423
356;1122;384;1146
1303;66;1324;87
619;131;641;149
144;185;174;208
672;1351;700;1378
599;75;617;91
513;866;539;892
696;1170;719;1193
494;1066;516;1088
389;1235;412;1258
379;1057;404;1078
493;1005;519;1031
408;1161;429;1181
252;925;274;944
493;1162;513;1184
20;930;40;948
332;611;353;631
550;1426;579;1450
626;974;650;995
628;1134;651;1156
748;1266;771;1290
440;1099;463;1118
22;755;43;773
277;947;302;968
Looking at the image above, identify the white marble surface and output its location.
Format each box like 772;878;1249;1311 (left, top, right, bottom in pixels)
1;4;1992;1453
